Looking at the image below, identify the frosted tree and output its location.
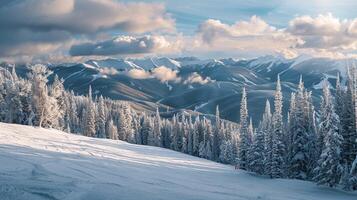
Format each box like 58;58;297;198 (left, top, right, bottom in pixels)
288;76;316;180
140;114;152;145
263;100;273;175
28;64;60;128
313;81;343;187
161;119;172;148
340;67;357;165
249;123;265;174
219;140;235;164
187;116;194;155
107;119;118;140
171;115;183;151
96;95;107;138
212;105;222;161
49;75;66;129
84;86;96;137
270;75;285;178
238;87;251;170
150;107;162;146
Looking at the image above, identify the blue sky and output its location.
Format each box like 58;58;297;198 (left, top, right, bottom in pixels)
121;0;357;34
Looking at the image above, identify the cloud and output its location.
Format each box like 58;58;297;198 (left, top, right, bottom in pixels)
126;66;179;82
70;35;181;56
126;69;151;79
288;13;357;50
184;72;214;84
0;0;174;58
99;67;119;75
191;16;302;58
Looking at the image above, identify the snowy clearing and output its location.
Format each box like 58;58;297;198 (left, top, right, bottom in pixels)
0;123;355;200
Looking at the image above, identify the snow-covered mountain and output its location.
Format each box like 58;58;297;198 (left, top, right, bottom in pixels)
0;122;355;200
6;56;357;124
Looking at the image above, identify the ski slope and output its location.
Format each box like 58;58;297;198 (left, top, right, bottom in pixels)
0;123;355;200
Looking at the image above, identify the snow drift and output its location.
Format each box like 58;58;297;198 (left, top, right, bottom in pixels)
0;122;355;200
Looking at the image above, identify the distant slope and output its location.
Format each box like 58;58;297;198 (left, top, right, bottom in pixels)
0;123;355;200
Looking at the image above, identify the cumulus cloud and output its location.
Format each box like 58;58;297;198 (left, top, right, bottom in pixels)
99;67;119;75
126;69;151;79
126;66;180;82
70;35;181;56
0;0;174;58
184;72;214;84
192;16;301;58
288;13;357;50
151;66;180;82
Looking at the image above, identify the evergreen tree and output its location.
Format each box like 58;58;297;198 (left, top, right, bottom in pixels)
238;87;251;170
96;95;107;138
313;81;343;187
212;105;222;161
84;86;96;137
270;75;285;178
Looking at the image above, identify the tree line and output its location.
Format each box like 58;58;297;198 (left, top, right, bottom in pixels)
0;64;356;190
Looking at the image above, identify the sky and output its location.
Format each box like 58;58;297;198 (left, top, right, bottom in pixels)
1;0;357;63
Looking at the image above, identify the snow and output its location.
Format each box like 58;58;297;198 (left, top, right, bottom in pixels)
238;74;256;85
0;122;356;200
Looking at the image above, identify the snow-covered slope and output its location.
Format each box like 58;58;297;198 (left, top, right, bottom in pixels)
0;123;355;200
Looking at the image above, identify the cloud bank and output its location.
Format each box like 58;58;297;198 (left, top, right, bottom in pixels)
70;35;181;56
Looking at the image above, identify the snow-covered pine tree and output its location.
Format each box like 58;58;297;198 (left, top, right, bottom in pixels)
107;119;118;140
249;120;265;174
28;64;60;128
340;67;357;165
84;86;96;137
313;81;343;187
96;95;107;138
212;105;222;161
49;74;66;129
288;76;316;180
270;75;285;178
150;107;162;147
238;87;251;170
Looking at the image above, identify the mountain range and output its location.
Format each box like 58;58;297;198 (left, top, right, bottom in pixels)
4;55;357;124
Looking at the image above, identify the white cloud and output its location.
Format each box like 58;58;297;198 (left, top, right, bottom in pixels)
126;69;151;79
191;16;302;58
288;13;357;50
184;72;214;84
152;66;180;82
126;66;180;82
99;67;119;75
70;35;182;56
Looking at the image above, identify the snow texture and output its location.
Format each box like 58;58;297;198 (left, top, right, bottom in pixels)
0;122;356;200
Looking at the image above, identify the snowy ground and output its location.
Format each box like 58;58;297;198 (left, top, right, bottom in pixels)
0;123;356;200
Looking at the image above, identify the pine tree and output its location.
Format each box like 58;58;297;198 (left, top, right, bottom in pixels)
150;107;162;146
107;119;118;140
270;75;285;178
84;86;96;137
340;67;357;165
96;95;107;138
288;76;316;180
212;105;222;161
249;123;265;174
238;87;251;170
313;81;343;187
